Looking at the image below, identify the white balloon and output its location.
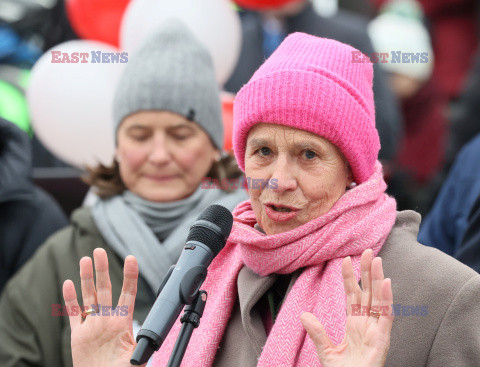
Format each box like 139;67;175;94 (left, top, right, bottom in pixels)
120;0;241;86
27;40;126;168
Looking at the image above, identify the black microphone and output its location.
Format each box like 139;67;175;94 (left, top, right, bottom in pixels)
130;204;233;365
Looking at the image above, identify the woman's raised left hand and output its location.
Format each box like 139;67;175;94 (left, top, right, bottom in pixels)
301;249;394;367
63;248;145;367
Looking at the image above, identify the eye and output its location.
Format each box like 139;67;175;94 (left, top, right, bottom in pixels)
170;128;194;141
126;126;151;142
257;147;271;156
129;133;149;142
303;150;316;159
172;134;190;141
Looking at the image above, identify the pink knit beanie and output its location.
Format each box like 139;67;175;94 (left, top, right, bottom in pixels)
233;32;380;184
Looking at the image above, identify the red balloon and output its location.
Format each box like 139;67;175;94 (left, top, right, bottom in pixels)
233;0;303;11
221;93;235;153
66;0;131;47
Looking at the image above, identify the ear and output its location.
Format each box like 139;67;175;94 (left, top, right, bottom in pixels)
345;163;355;188
347;172;354;186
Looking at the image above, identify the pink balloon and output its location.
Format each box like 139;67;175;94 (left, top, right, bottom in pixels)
27;40;127;167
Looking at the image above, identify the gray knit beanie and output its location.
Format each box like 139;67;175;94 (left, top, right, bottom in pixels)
113;19;223;150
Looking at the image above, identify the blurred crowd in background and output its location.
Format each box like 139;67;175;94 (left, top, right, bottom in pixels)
1;0;480;289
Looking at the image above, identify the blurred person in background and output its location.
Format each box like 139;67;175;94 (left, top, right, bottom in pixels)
418;24;480;239
0;117;67;295
445;48;480;167
0;20;247;367
370;0;479;102
368;2;447;214
337;0;376;17
224;0;403;164
418;133;480;265
455;191;480;273
0;0;77;168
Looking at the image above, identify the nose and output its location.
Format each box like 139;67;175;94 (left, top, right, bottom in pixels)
148;134;171;165
270;155;297;193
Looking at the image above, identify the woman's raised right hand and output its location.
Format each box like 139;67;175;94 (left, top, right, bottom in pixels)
63;248;145;367
301;249;394;367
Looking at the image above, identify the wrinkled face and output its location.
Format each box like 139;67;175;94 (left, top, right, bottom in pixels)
116;110;219;202
244;123;353;235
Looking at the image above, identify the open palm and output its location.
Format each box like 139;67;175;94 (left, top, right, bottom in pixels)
63;248;145;367
301;249;394;367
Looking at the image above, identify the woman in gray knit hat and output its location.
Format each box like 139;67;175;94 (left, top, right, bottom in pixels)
87;18;247;295
0;19;247;367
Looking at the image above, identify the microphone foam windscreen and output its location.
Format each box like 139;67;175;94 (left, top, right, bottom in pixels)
187;204;233;257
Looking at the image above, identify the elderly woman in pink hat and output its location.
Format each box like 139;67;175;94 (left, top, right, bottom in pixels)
63;32;480;367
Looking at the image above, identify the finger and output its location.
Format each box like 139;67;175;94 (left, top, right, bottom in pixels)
80;256;98;313
117;255;139;319
360;249;373;312
301;312;335;358
93;248;112;307
63;280;82;328
378;278;394;334
369;257;385;322
342;256;361;316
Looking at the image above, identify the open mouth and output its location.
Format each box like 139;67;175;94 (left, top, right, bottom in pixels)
265;203;299;212
271;205;293;212
264;203;299;222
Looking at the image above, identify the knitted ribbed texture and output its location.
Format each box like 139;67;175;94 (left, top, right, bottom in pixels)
152;161;397;366
233;33;379;183
113;19;223;149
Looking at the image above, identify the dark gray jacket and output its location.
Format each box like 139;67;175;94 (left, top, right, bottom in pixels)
0;117;67;294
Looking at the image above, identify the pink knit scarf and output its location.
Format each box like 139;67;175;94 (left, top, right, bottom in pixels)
152;161;397;366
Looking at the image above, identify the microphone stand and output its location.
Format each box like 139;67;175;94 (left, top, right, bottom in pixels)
166;290;208;367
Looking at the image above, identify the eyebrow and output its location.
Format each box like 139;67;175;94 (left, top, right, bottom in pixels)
295;141;326;151
168;124;194;131
126;124;148;131
247;138;270;149
126;122;194;131
247;138;326;151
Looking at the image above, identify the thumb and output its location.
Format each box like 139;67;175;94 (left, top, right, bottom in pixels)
301;312;335;355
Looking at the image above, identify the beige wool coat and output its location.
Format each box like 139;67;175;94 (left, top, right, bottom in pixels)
214;211;480;366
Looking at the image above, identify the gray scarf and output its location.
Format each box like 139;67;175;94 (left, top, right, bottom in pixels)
92;186;248;293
